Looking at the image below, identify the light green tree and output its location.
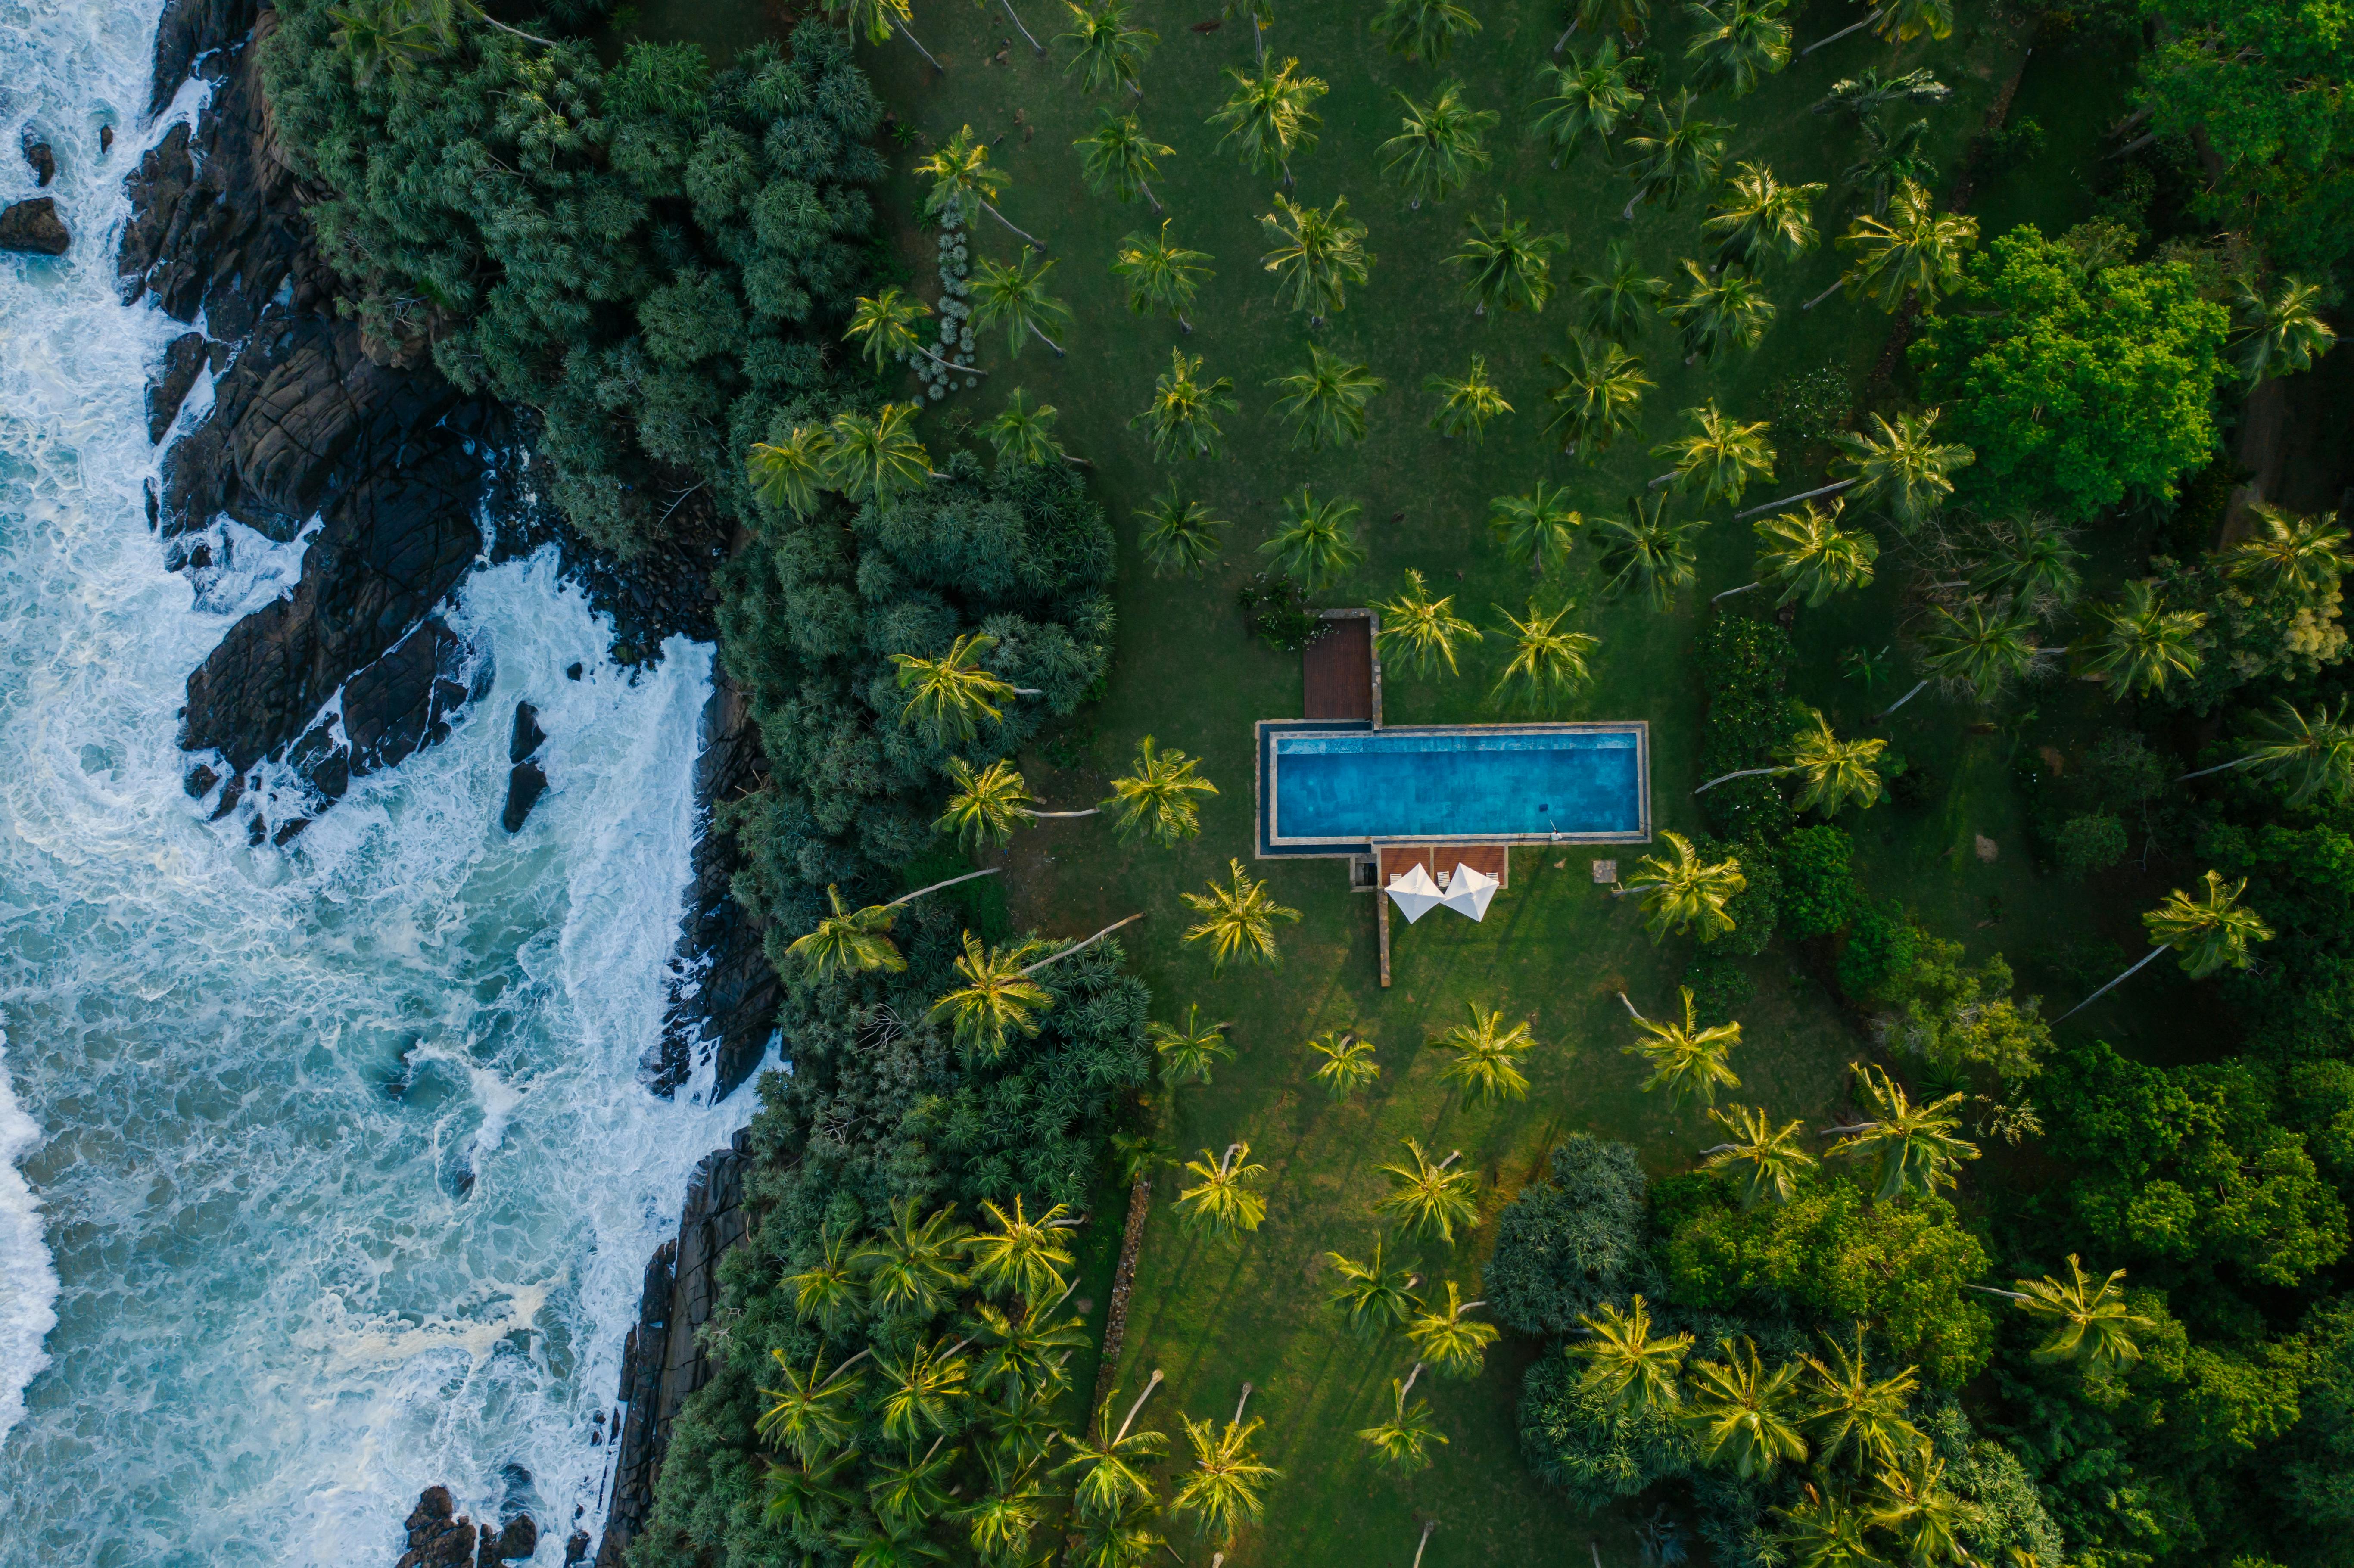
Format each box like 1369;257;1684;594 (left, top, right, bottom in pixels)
971;247;1073;358
1151;1004;1236;1086
981;389;1069;466
1821;1063;1980;1200
1621;90;1729;219
969;1195;1080;1303
1616;829;1744;940
758;1348;867;1462
1432;1002;1538;1104
2223;503;2353;598
1700;1104;1816;1206
1111;221;1212;331
1261;486;1365;588
1974;1255;2153;1375
2177;697;2354;804
1268;345;1386;450
1076;111;1173;210
1649;401;1777;507
1800;1329;1921;1471
1260;193;1373;326
1308;1029;1382;1098
1375;1137;1480;1244
1130;348;1238;460
1686;1338;1809;1479
1545;332;1652;460
1571;242;1667;343
1105;734;1218;845
1447;198;1562;314
1374;568;1484;678
1491;599;1599;709
1425;355;1514;441
1532;40;1643;167
825;403;937;508
1686;0;1792;96
916;124;1045;247
1805;180;1978;312
1596;494;1705;610
929;933;1055;1061
891;631;1021;746
1665;260;1777;366
1358;1365;1448;1471
1379;81;1497;208
1407;1281;1499;1377
825;0;943;69
1703;161;1824;271
1136;482;1226;576
2076;579;2206;699
1208;57;1326;185
1716;500;1878;607
1621;985;1743;1107
846;287;980;380
2059;869;2274;1019
2234;273;2338;383
1171;1403;1278;1542
1180;859;1302;970
746;426;831;518
1375;0;1481;59
1059;0;1155;95
1175;1142;1268;1237
1694;708;1887;815
1488;483;1582;574
1572;1296;1693;1412
1325;1236;1421;1332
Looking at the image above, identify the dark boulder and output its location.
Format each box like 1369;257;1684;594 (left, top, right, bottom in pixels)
501;761;547;834
147;0;260;114
22;137;54;187
0;197;69;256
395;1487;476;1568
147;331;208;444
508;701;544;765
477;1513;537;1565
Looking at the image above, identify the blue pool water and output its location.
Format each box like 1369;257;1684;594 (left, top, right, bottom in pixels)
1265;724;1647;845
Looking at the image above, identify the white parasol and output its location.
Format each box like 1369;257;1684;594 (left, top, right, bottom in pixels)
1385;862;1446;924
1438;862;1500;922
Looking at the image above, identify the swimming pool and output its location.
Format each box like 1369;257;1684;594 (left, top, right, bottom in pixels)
1255;720;1650;854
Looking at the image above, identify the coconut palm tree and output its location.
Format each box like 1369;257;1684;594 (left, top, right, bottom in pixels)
971;248;1072;358
1805;180;1977;312
1532;40;1643;166
1772;1483;1875;1568
1969;512;2081;613
2059;869;2274;1019
858;1198;973;1319
950;1454;1048;1560
1208;57;1327;185
1076;111;1174;210
1596;494;1705;610
1068;1503;1166;1568
327;0;444;82
1430;1002;1538;1104
1700;1104;1816;1206
1695;709;1887;815
980;389;1069;466
762;1447;857;1534
1176;1142;1268;1237
1919;600;2049;704
846;287;980;380
1325;1236;1421;1333
1803;0;1955;55
1821;1064;1979;1200
1261;486;1366;588
786;884;912;979
1621;985;1742;1107
1491;599;1600;709
1488;483;1583;574
971;1296;1086;1408
1111;221;1212;330
758;1347;869;1461
825;0;943;68
1685;0;1791;96
1572;1295;1694;1412
1059;0;1155;95
1544;332;1653;460
1801;1329;1921;1471
1137;482;1226;576
1057;1390;1170;1518
1426;356;1515;441
1380;82;1497;208
1622;91;1729;220
929;931;1056;1061
825;403;938;508
2178;698;2354;804
916;125;1045;248
863;1444;957;1537
1703;162;1825;272
1131;348;1239;460
785;1226;866;1335
1260;193;1373;326
1374;569;1484;678
968;1196;1080;1303
1446;198;1562;315
1105;734;1219;844
1180;858;1302;970
1716;501;1878;607
1975;1255;2152;1374
1617;830;1745;941
1409;1281;1499;1377
1376;0;1481;59
1686;1338;1809;1479
1865;1442;1980;1566
936;757;1035;849
2223;503;2353;598
876;1335;972;1445
1810;63;1950;124
1650;401;1776;506
1308;1029;1382;1098
1735;408;1973;528
2233;274;2338;383
1172;1406;1278;1542
1151;1003;1236;1086
1268;345;1386;451
1376;1137;1481;1244
892;631;1021;745
1665;260;1776;366
1358;1364;1448;1471
1557;0;1651;46
2076;580;2206;700
1571;243;1668;344
747;426;832;518
1843;115;1936;219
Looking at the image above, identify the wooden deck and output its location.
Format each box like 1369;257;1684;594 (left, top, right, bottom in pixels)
1373;843;1512;987
1303;616;1374;720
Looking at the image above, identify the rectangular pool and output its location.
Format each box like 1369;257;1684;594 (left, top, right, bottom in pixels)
1257;721;1650;853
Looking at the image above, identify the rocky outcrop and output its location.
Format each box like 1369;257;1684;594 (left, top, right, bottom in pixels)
395;1488;476;1568
0;197;69;256
22;136;55;188
502;701;548;833
596;1133;755;1568
147;0;261;117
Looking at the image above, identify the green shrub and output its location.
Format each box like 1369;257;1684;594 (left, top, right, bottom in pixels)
1778;824;1859;937
1837;898;1920;1002
2059;811;2130;878
1484;1135;1653;1336
1696;615;1802;843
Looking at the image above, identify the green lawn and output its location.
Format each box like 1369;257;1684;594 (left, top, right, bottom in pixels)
778;3;2222;1562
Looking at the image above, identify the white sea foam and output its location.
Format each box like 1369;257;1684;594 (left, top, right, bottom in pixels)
0;1;760;1562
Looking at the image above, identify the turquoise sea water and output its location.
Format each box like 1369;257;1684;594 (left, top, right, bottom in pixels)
1268;726;1647;843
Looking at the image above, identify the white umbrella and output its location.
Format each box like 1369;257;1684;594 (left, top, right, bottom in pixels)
1438;863;1500;922
1385;862;1446;924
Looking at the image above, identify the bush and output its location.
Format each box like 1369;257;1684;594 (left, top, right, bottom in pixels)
1237;572;1326;652
1697;615;1803;843
1682;951;1756;1025
1485;1135;1653;1336
1697;832;1780;957
2059;811;2130;878
1778;824;1859;937
1518;1348;1694;1513
1837;898;1920;1002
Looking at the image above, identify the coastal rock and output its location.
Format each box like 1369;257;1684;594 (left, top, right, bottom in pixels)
22;137;55;187
147;0;261;115
147;330;207;444
508;702;545;765
395;1487;476;1568
501;762;547;834
0;197;69;256
476;1512;537;1565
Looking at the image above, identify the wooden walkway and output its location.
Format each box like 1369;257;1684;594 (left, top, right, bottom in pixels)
1374;843;1513;988
1303;616;1374;720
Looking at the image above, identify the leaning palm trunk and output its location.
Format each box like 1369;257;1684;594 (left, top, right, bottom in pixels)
1114;1369;1165;1443
1000;0;1046;53
1801;6;1884;55
981;199;1048;249
1020;912;1146;974
1413;1521;1439;1568
478;12;560;45
886;866;1003;908
1801;273;1852;311
1878;677;1931;718
1712;580;1763;603
2177;755;2262;784
1694;765;1784;795
897;17;946;71
1029;321;1068;357
2056;943;2173;1022
1734;477;1857;520
1027;806;1102;819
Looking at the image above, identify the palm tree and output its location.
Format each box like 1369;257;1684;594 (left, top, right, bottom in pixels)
1060;0;1155;96
2234;274;2338;383
1359;1364;1448;1471
1111;221;1212;330
1919;600;2049;704
1106;734;1218;844
1532;40;1643;167
1805;181;1977;312
1151;1004;1236;1086
863;1443;956;1537
1446;198;1562;315
1621;985;1742;1107
1703;162;1824;272
1208;57;1327;185
1374;569;1483;678
1308;1029;1382;1098
1137;481;1226;576
1545;332;1653;460
929;931;1055;1061
971;248;1072;358
1700;1104;1815;1206
1131;348;1239;460
1665;260;1776;366
981;389;1069;466
1376;1137;1480;1244
892;631;1021;745
1685;1338;1809;1479
1975;1255;2152;1374
1380;82;1497;208
1620;90;1729;220
968;1196;1079;1303
1572;1296;1693;1411
762;1448;857;1534
1268;345;1386;450
1491;599;1600;709
1425;356;1515;441
1843;115;1936;218
1771;1483;1875;1568
1180;859;1302;970
1810;63;1951;125
327;0;442;83
2076;580;2206;700
1068;1502;1167;1568
2059;869;2274;1019
1717;501;1878;607
1432;1002;1538;1104
1596;494;1704;610
758;1347;868;1462
1617;829;1745;941
846;287;978;380
747;426;832;518
1803;0;1955;55
1172;1407;1278;1542
937;758;1035;849
828;0;944;69
1571;243;1667;344
1261;486;1365;589
786;884;911;979
1736;408;1973;529
1650;401;1776;507
1260;193;1373;326
1077;111;1174;210
876;1335;972;1445
951;1455;1048;1561
1176;1142;1269;1237
1800;1329;1921;1471
858;1198;973;1319
1685;0;1791;97
971;1297;1086;1407
2223;503;2353;598
2178;697;2354;805
1694;709;1887;815
785;1226;866;1335
1488;484;1582;575
1325;1237;1421;1333
825;404;937;508
1969;512;2081;612
916;125;1044;248
1057;1391;1170;1518
1865;1442;1981;1566
1408;1281;1499;1377
1558;0;1651;45
1375;0;1481;59
1820;1064;1980;1201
